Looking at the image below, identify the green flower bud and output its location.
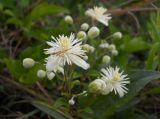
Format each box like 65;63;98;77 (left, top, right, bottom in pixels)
64;15;73;24
37;70;46;78
81;23;89;31
88;26;100;39
88;79;106;93
77;31;87;40
113;32;122;39
82;44;90;52
47;72;55;80
22;58;35;68
108;44;116;51
101;86;111;95
111;50;118;56
102;55;111;64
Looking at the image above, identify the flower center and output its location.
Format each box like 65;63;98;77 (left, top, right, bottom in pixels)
55;37;71;56
112;72;120;81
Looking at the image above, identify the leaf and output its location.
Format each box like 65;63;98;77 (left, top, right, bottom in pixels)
15;110;38;119
146;42;160;69
53;98;68;109
91;70;160;118
25;2;69;23
32;101;73;119
19;45;45;61
0;3;3;11
124;37;150;53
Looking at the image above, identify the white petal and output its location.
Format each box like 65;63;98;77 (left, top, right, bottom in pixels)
69;54;90;70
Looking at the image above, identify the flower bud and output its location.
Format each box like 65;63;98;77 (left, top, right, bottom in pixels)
89;46;95;53
102;55;111;64
68;98;75;105
101;86;111;95
47;72;55;80
77;31;87;40
81;23;89;31
111;50;118;56
88;79;106;93
108;44;116;51
22;58;35;68
37;70;46;78
82;44;90;52
64;15;73;24
99;43;109;48
88;26;100;39
113;32;122;39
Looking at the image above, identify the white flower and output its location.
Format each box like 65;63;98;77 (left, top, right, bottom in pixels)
44;33;90;72
85;6;111;26
101;66;130;97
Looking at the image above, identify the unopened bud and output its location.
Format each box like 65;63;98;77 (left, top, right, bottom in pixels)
108;44;116;51
81;23;89;31
77;31;87;40
82;44;90;52
23;58;35;68
37;70;46;78
89;46;95;53
111;50;118;56
99;43;109;48
113;32;122;39
88;79;106;93
64;15;73;24
102;55;111;64
88;26;100;39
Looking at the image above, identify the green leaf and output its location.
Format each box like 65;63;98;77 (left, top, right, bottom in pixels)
15;110;38;119
25;2;69;23
32;101;73;119
91;70;160;118
146;42;160;69
0;3;3;11
124;37;150;53
19;45;45;61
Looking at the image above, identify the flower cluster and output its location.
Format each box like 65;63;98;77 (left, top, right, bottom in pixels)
22;6;130;105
